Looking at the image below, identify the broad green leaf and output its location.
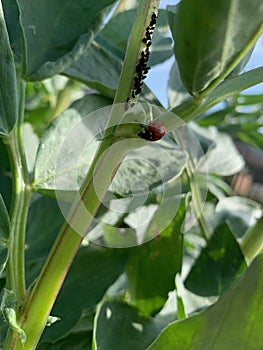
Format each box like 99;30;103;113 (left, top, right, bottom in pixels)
18;0;117;79
196;128;245;176
0;194;9;240
0;138;10;172
0;4;18;135
168;0;263;95
25;197;64;263
98;224;138;248
0;318;8;347
40;246;127;342
215;196;262;239
110;137;186;197
0;194;10;276
25;196;65;287
93;300;164;350
148;37;173;67
38;332;92;350
33;94;112;196
184;224;247;296
99;10;135;53
166;275;217;321
147;254;263;350
64;41;122;99
88;180;185;248
0;172;12;213
125;202;185;316
23;123;39;173
168;61;191;108
2;0;23;59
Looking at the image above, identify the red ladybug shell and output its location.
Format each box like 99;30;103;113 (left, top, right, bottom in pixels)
139;120;167;141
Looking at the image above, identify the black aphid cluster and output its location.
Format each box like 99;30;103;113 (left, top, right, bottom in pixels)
131;12;157;99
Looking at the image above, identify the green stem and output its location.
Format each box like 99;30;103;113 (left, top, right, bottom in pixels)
186;162;209;242
3;1;160;348
241;217;263;265
5;79;31;304
174;130;209;242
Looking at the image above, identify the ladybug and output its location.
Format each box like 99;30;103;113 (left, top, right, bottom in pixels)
139;120;167;141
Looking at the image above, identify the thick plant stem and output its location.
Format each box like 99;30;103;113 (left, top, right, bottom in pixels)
5;80;30;304
5;131;31;303
3;1;160;349
241;217;263;265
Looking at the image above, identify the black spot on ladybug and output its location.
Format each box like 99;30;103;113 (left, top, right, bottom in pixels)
138;120;166;141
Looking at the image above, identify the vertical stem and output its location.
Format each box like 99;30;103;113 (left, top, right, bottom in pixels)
5;79;31;304
174;130;209;242
3;1;160;349
241;217;263;265
186;164;209;242
113;0;159;106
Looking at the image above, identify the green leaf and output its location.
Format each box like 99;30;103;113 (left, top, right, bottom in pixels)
0;5;18;135
196;127;245;176
168;62;191;108
203;67;263;111
147;254;263;350
215;196;262;239
38;332;92;350
168;0;263;95
33;94;111;196
0;171;12;213
2;0;23;59
64;41;122;99
25;197;65;271
125;202;185;316
0;318;8;347
110;138;186;197
93;300;164;350
99;9;135;53
1;289;26;345
40;246;127;342
0;194;10;276
18;0;117;79
184;224;247;296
